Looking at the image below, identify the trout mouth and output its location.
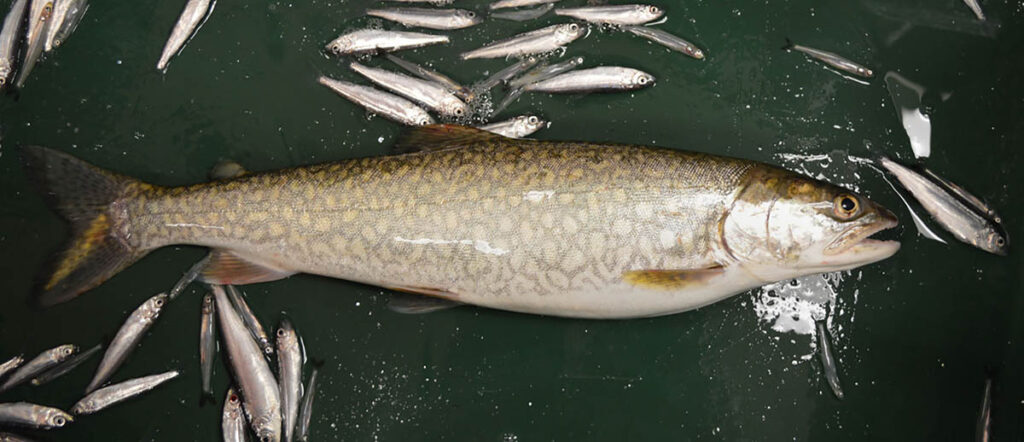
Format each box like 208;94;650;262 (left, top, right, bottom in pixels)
824;216;900;258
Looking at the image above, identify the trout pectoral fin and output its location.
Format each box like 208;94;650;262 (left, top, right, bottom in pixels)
199;249;296;285
395;124;505;153
387;292;464;314
621;266;726;290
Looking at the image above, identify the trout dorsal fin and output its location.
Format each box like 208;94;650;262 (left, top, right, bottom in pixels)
395;124;505;153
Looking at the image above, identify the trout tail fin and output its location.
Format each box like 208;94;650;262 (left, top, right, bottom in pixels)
21;146;150;307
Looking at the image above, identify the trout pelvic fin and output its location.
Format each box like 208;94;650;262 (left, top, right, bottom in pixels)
21;146;149;307
387;291;464;314
395;124;505;153
621;266;726;290
199;249;296;285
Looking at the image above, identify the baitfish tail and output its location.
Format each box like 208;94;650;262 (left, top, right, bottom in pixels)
21;146;151;307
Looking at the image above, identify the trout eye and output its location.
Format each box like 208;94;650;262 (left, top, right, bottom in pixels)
833;194;860;218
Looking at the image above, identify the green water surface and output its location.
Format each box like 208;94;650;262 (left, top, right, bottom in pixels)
0;0;1022;440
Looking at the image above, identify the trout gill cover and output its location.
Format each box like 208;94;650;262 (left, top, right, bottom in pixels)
22;125;899;318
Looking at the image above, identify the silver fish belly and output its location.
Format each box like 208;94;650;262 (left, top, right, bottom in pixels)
0;403;72;429
157;0;213;70
225;285;273;356
0;345;77;393
492;4;553;21
524;66;655;92
31;343;103;386
386;54;473;102
326;29;448;55
489;0;560;10
213;285;281;442
0;0;28;89
350;62;468;118
626;26;705;59
72;371;179;414
86;293;168;393
477;115;546;138
366;7;482;30
200;292;217;399
554;4;663;25
879;157;1007;255
460;23;584;59
276;320;302;442
318;76;435;126
222;387;249;442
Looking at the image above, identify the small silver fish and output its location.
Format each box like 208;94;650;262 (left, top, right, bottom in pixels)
0;356;23;381
963;0;985;20
477;56;539;90
222;387;249;442
626;26;704;60
43;0;74;51
492;3;553;21
554;4;663;25
200;293;217;402
213;285;281;442
157;0;214;70
85;293;168;393
507;55;584;89
326;29;449;55
0;345;77;393
523;66;655;93
168;254;211;300
489;0;560;10
276;319;302;442
30;343;102;386
350;61;468;118
318;76;435;126
784;39;873;78
295;366;319;442
879;157;1007;255
0;0;28;90
15;0;55;88
225;285;274;356
816;321;844;400
386;54;473;102
71;371;179;414
477;115;546;138
976;378;992;442
48;0;87;49
0;403;72;429
460;23;584;60
366;8;482;30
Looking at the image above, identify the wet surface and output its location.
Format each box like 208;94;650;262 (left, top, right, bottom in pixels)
0;0;1022;440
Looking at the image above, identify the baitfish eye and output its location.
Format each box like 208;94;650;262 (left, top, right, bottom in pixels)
155;298;164;307
649;6;660;14
63;347;74;356
833;194;860;218
53;416;66;426
0;78;5;85
467;11;475;18
569;24;579;31
995;236;1005;247
528;116;539;124
454;108;464;116
277;328;287;337
229;394;240;404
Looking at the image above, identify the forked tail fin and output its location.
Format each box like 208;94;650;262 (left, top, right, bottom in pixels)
21;146;150;307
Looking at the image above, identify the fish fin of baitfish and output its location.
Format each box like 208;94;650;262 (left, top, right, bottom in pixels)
199;249;297;285
394;124;506;153
621;266;726;290
20;146;151;307
387;292;464;314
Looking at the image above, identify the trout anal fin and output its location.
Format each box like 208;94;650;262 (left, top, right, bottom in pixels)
385;285;464;314
199;249;296;285
621;265;726;290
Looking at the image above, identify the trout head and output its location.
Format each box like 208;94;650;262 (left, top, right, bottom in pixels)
722;167;899;281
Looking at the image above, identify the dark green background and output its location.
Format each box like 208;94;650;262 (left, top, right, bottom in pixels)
1;0;1021;440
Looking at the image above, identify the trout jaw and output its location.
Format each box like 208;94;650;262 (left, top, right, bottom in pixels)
818;214;900;269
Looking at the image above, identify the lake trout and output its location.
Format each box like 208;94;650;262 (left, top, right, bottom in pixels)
22;125;899;318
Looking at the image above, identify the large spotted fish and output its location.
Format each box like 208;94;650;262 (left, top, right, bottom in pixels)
22;125;898;318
